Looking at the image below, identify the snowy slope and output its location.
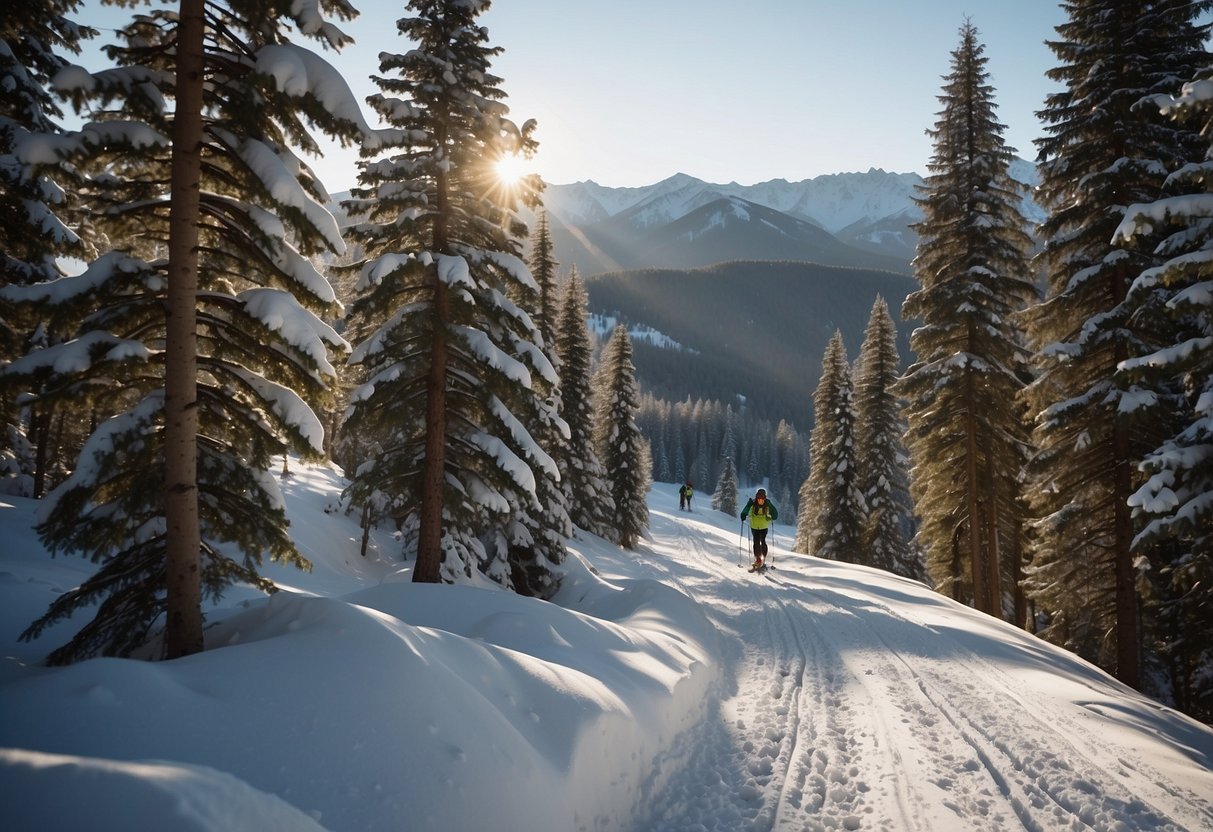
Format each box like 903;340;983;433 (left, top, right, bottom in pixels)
2;468;1211;831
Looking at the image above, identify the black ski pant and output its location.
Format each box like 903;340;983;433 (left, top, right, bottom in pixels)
751;528;769;559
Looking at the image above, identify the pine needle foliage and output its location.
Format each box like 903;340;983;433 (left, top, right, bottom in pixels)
0;1;96;498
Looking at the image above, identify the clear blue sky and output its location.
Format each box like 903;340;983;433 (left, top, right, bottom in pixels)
79;1;1069;189
334;0;1069;188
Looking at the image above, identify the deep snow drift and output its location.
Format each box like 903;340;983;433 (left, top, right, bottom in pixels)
1;464;1211;831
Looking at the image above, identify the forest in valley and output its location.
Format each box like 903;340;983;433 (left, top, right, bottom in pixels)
1;0;1210;728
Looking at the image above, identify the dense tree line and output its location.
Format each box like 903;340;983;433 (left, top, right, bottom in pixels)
636;392;810;518
587;260;917;429
893;9;1213;722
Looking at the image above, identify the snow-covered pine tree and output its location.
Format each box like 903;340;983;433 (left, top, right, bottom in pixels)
342;0;562;588
693;411;711;495
795;346;838;554
899;21;1036;620
554;268;615;539
721;403;737;463
774;419;805;517
670;405;687;483
593;325;648;548
795;330;865;561
527;210;559;351
712;454;738;516
855;297;922;581
4;0;361;662
0;2;95;499
1023;1;1209;687
497;203;570;596
746;440;761;488
1113;74;1213;721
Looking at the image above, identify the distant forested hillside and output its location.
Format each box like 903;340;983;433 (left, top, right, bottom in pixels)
585;260;918;430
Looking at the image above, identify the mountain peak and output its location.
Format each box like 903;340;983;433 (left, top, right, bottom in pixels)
656;172;704;187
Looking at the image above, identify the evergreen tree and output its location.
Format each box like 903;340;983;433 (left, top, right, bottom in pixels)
721;403;738;463
654;399;672;482
4;0;360;662
0;1;95;498
593;326;648;548
1114;74;1213;720
499;213;570;597
342;0;561;589
899;21;1037;619
796;331;865;561
741;428;756;485
1023;1;1209;687
527;210;559;351
693;413;711;493
774;419;802;515
670;407;687;483
712;454;738;516
554;268;615;540
855;297;922;581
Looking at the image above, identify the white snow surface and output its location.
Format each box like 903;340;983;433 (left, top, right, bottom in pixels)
254;44;399;152
1;472;1211;831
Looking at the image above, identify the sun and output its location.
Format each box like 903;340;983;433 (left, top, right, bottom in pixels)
494;153;530;187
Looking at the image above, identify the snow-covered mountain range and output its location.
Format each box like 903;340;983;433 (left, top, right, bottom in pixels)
539;163;1043;276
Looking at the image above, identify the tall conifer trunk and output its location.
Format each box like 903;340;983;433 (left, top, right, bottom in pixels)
1111;266;1139;688
164;0;205;658
985;495;1003;617
414;146;450;584
964;370;987;613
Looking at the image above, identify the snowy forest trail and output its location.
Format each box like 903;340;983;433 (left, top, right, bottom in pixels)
627;499;1213;832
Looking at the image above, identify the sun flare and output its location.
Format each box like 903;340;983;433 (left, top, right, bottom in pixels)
494;153;530;187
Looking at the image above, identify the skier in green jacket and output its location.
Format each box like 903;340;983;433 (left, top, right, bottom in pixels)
740;488;778;571
678;480;694;511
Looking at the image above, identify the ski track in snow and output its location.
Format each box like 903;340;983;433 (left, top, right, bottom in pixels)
626;506;1212;832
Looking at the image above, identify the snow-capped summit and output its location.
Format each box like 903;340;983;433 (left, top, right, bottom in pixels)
539;162;1041;277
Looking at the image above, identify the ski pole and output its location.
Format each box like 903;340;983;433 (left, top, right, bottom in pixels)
739;521;746;568
769;528;776;569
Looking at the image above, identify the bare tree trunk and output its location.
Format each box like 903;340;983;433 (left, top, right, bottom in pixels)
414;147;450;584
164;0;206;659
359;502;372;559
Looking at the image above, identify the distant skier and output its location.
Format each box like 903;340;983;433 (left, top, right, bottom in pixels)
741;488;778;570
678;480;694;511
